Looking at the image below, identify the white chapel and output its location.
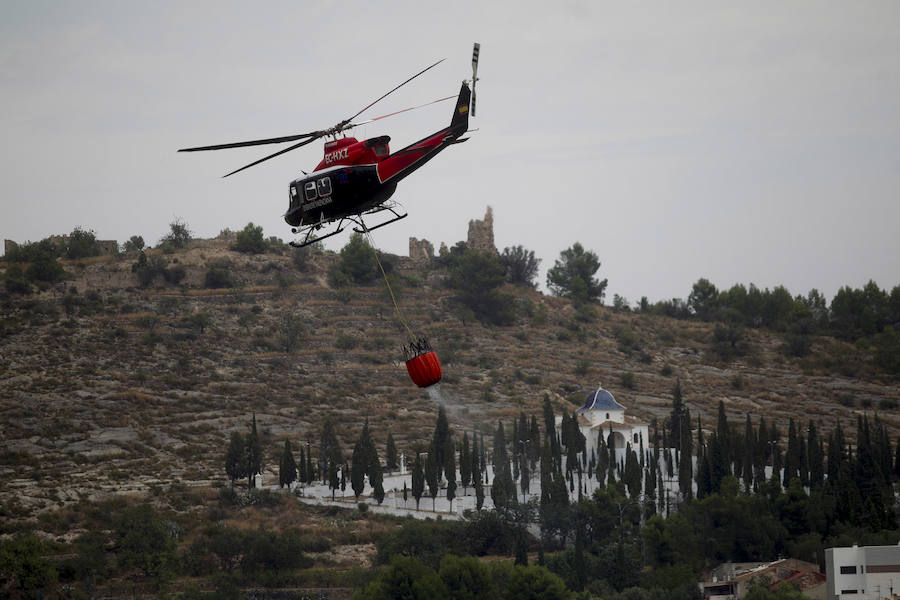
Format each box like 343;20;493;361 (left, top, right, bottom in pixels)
556;383;650;458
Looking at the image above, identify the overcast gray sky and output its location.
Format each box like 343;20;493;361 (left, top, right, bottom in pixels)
2;1;898;304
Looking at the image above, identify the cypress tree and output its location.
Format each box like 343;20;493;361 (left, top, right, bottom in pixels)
425;447;439;511
624;444;642;498
540;437;553;505
446;439;457;512
608;424;617;487
474;451;484;510
370;457;384;505
715;400;731;470
460;432;472;493
225;431;246;487
279;439;297;489
529;415;541;467
298;447;307;484
305;443;314;483
520;450;530;501
799;428;809;487
432;405;450;481
785;418;799;487
247;413;261;489
386;433;398;471
412;452;425;509
543;394;561;466
328;460;339;500
319;419;342;484
742;414;754;492
351;440;366;500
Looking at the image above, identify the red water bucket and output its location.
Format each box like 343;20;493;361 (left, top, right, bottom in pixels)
405;351;442;388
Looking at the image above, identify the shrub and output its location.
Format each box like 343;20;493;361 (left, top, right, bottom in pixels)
123;235;145;252
205;260;235;288
65;227;102;259
233;222;267;254
160;218;192;248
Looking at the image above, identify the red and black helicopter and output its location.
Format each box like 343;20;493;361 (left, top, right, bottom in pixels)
179;43;480;248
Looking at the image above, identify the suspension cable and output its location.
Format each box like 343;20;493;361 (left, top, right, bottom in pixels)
358;220;417;344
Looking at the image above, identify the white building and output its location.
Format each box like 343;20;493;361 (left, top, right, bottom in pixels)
826;544;900;600
557;384;650;459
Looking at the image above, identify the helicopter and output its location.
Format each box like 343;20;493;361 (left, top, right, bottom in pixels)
179;43;481;248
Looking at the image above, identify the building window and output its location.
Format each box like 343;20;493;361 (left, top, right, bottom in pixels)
840;566;857;574
841;590;858;595
606;413;610;420
633;433;639;443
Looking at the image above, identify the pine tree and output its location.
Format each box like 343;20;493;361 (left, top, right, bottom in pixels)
279;439;297;489
225;431;246;487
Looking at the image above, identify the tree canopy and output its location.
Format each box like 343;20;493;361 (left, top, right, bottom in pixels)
546;243;608;304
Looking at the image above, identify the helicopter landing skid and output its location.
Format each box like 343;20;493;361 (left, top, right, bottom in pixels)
289;218;351;248
351;204;408;234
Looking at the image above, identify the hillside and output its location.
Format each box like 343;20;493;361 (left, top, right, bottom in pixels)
1;232;898;519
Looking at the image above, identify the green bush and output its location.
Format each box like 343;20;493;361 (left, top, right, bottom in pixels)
233;222;267;254
205;260;235;288
65;227;102;259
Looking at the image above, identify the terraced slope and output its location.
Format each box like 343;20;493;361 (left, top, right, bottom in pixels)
1;237;897;516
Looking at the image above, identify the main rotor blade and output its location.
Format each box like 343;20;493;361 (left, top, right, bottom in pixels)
348;94;456;129
346;58;445;123
222;134;322;178
179;131;320;153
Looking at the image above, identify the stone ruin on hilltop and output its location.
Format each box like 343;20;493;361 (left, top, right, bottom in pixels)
408;206;497;261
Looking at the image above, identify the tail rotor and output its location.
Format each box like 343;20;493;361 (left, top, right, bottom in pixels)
471;42;480;117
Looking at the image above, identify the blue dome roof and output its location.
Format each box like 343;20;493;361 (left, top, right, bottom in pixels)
580;386;625;412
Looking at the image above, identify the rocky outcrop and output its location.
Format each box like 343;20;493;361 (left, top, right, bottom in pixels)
409;237;434;262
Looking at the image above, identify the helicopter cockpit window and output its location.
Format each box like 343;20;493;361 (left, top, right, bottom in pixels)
304;182;317;201
373;144;389;157
317;177;332;197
